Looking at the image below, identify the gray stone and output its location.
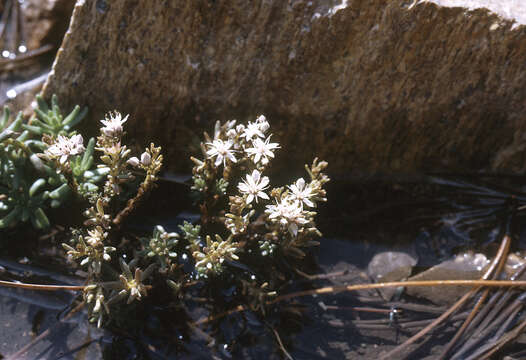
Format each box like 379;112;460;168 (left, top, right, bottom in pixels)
41;0;526;175
406;252;488;305
367;251;417;300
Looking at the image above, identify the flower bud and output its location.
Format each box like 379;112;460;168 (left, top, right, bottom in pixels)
227;129;237;138
140;152;151;166
127;157;140;167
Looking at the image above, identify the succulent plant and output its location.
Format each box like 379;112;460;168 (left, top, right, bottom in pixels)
1;105;329;331
0;96;105;229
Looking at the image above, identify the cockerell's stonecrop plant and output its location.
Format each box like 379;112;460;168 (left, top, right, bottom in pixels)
56;111;163;326
2;101;328;328
79;114;327;327
187;115;329;277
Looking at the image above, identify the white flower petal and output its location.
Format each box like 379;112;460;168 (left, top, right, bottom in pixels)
258;191;269;200
259;176;269;188
304;198;315;207
214;156;223;167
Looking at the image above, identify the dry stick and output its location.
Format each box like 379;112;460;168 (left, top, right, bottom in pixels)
0;279;85;291
470;289;515;338
450;268;526;358
468;264;526;338
379;231;511;360
269;281;526;304
16;0;26;49
459;266;526;340
461;298;526;360
442;289;489;349
0;280;153;292
440;236;513;358
452;293;526;360
5;278;526;323
478;314;526;360
493;299;524;340
384;301;446;314
463;289;505;335
294;268;347;280
445;217;519;358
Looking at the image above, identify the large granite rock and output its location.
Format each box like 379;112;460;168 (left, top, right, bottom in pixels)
41;0;526;175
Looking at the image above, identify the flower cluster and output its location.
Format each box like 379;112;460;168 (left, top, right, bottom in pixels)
55;111;164;326
100;112;128;138
186;115;329;279
205;115;279;169
44;134;85;164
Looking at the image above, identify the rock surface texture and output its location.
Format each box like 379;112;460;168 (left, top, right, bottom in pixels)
42;0;526;174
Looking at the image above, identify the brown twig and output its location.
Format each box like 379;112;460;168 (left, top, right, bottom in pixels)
269;279;525;304
0;279;85;291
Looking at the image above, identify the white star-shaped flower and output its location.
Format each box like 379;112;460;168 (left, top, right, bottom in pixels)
101;112;128;137
45;134;85;164
245;136;280;165
265;199;308;236
241;121;265;140
206;139;237;167
238;170;270;204
288;178;314;207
